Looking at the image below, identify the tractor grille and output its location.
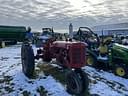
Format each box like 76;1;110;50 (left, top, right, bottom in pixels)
72;47;82;64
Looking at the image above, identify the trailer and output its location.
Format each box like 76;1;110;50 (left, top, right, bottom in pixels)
0;25;27;47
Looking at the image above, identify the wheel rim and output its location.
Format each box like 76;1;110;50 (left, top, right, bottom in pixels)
116;67;125;76
87;56;94;65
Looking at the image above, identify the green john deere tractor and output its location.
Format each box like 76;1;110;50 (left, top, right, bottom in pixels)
91;43;128;78
110;43;128;78
73;27;128;78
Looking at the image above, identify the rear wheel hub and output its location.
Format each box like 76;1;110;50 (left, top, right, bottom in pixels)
116;67;125;76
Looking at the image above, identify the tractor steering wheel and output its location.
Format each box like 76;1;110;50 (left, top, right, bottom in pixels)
77;27;100;49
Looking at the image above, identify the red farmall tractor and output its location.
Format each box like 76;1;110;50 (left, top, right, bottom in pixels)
21;36;89;95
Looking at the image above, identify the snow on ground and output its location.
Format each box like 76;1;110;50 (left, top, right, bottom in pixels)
0;44;128;96
0;44;70;96
84;67;128;96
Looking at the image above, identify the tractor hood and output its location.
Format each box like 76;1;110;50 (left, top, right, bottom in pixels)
112;43;128;64
38;35;53;41
114;43;128;51
113;43;128;55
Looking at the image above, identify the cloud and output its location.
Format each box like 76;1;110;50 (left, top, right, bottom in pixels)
0;0;128;31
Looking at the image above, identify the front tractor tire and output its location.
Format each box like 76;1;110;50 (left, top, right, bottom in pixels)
21;42;35;78
86;54;97;67
66;69;89;95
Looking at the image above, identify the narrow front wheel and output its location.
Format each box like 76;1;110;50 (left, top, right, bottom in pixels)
66;69;89;95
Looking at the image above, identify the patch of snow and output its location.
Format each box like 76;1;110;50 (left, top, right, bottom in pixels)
90;81;120;96
0;45;70;96
84;66;128;96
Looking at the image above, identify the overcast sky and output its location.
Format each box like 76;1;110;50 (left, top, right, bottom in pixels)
0;0;128;32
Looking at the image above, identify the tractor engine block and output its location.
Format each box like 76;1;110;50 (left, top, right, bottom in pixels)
36;40;87;68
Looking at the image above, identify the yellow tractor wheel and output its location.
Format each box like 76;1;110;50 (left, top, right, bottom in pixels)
114;64;127;77
116;67;125;77
86;55;95;66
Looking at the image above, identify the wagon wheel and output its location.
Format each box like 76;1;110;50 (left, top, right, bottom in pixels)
21;42;35;78
114;64;127;78
66;69;89;95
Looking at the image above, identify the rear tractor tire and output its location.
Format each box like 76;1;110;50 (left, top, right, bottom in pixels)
21;42;35;78
66;69;89;95
114;64;128;78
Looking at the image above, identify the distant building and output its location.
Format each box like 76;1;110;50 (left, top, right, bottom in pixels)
91;23;128;36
